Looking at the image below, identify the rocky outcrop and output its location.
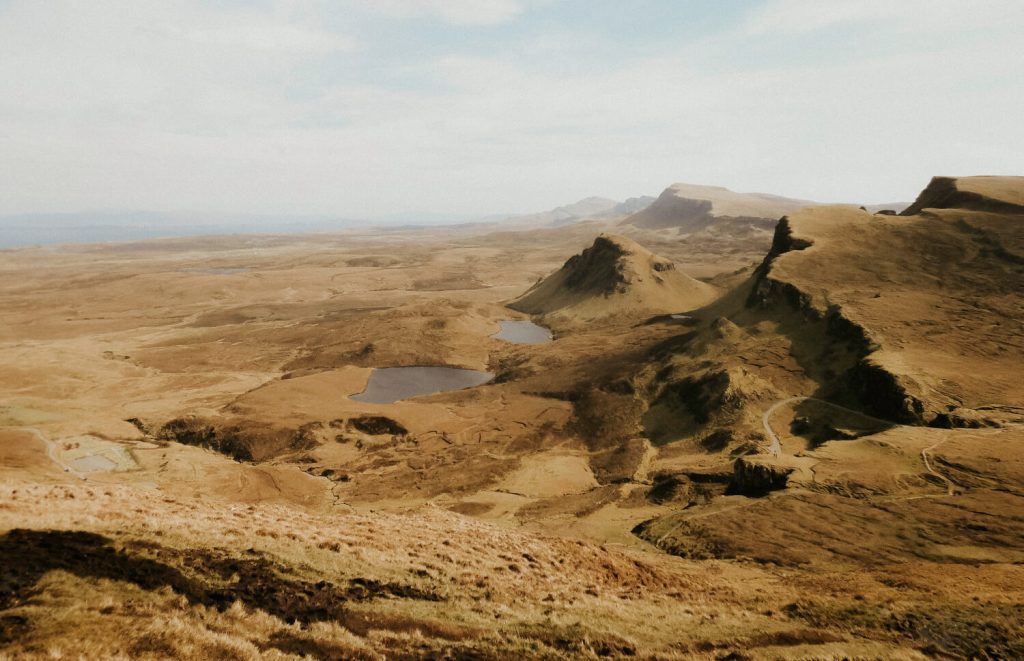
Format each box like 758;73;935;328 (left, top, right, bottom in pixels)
742;179;1024;428
561;235;631;295
726;456;794;497
641;366;778;445
347;415;408;436
510;234;718;320
844;359;926;425
746;216;814;310
158;416;320;462
158;417;235;456
745;216;931;424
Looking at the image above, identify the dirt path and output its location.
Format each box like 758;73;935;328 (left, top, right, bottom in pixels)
761;398;960;495
761;396;898;457
761;397;806;456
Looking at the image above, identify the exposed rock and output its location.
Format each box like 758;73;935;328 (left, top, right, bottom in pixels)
646;473;718;506
124;417;151;435
157;417;321;462
158;417;253;462
510;234;718;320
727;456;794;497
642;367;776;445
845;358;926;425
348;415;408;436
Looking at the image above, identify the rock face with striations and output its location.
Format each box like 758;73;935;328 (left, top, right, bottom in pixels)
727;456;795;497
510;233;719;320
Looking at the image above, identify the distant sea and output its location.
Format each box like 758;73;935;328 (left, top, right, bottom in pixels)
0;223;343;249
0;211;486;249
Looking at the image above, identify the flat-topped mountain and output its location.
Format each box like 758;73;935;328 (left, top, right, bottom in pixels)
509;233;718;319
903;175;1024;215
620;182;818;232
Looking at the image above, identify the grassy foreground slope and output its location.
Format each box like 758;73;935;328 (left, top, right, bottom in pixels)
3;437;1022;660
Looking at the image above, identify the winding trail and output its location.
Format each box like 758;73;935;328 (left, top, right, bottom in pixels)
760;397;959;495
652;398;960;550
761;396;900;456
761;397;808;457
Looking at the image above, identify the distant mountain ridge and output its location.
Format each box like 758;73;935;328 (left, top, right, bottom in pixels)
498;195;657;229
620;182;913;232
620;183;818;232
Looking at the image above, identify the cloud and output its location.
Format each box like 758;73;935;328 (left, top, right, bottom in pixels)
178;23;356;54
0;0;1020;218
368;0;524;26
740;0;1024;35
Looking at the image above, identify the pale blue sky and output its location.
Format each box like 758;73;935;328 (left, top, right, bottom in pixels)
0;0;1021;220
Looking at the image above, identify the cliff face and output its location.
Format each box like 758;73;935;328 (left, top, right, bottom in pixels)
560;235;631;295
902;176;1024;216
743;177;1024;426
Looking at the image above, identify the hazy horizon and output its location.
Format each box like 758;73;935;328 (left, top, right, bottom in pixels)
1;0;1022;222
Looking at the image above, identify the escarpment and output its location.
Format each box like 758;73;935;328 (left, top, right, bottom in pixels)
740;177;1024;426
903;176;1024;216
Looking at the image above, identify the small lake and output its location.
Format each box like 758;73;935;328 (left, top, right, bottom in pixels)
492;320;552;344
351;366;494;404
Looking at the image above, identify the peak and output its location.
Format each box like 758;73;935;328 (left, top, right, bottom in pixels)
593;233;642;252
902;176;1024;215
509;235;718;320
589;234;674;268
622;182;817;231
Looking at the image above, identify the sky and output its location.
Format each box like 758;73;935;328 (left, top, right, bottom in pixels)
0;0;1022;221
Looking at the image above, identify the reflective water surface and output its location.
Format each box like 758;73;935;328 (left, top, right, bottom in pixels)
492;320;552;344
351;366;494;404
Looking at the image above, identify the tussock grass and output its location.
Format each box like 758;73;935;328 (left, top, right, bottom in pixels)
3;476;1021;659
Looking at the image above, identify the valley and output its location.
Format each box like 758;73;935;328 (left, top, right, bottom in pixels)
1;178;1022;659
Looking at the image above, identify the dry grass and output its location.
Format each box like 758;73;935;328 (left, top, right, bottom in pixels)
3;473;1021;659
2;178;1024;658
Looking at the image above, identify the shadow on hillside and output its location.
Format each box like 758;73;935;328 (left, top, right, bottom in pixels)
0;529;442;634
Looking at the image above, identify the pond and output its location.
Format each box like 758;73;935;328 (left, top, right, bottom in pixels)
351;366;494;404
492;320;552;344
